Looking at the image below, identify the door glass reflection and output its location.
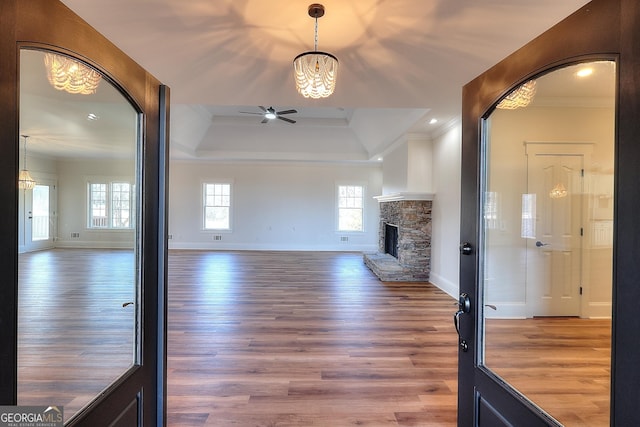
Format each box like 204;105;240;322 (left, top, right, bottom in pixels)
481;61;615;426
18;48;140;423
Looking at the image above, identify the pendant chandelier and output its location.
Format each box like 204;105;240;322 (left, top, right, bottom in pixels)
18;135;36;190
496;80;537;110
293;4;339;99
44;52;102;95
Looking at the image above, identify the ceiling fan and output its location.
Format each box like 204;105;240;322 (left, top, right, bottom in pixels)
240;106;297;124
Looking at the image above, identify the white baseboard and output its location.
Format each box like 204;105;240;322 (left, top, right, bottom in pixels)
168;242;379;252
428;272;458;299
54;240;133;249
586;302;612;319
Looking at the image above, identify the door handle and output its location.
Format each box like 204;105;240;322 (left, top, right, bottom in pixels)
535;241;549;247
453;293;471;352
459;242;473;256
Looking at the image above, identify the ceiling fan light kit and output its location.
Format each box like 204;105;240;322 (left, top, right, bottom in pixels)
240;106;298;124
293;4;338;99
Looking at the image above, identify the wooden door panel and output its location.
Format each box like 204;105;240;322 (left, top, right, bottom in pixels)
1;1;168;425
458;0;630;425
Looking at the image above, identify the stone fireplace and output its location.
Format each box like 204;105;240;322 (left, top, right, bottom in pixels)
364;193;433;281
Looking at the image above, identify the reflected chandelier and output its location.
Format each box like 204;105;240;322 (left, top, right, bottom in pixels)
293;4;338;99
549;183;568;199
18;135;36;190
496;80;537;110
44;52;101;95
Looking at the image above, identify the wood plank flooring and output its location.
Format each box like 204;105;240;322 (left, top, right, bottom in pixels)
485;317;611;426
16;249;612;426
167;251;459;427
18;249;136;422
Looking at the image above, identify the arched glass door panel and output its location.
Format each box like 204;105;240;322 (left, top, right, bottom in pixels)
481;60;615;426
18;48;140;423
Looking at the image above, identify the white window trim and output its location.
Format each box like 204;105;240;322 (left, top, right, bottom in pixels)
86;176;136;231
202;180;234;232
335;182;366;233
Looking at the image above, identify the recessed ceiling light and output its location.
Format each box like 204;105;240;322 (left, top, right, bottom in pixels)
576;68;593;78
87;113;99;121
377;157;383;161
429;118;438;125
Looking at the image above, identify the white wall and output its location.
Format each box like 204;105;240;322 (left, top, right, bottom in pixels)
168;161;382;251
430;124;462;298
382;143;408;194
407;138;434;192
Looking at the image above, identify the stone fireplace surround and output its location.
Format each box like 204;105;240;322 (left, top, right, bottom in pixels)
364;193;433;281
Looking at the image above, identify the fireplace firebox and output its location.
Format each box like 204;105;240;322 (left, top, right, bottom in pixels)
385;223;399;259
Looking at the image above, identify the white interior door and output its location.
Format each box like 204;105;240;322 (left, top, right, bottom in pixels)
526;148;584;317
22;180;56;253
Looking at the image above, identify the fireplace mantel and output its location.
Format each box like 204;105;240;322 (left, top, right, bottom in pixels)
374;192;434;202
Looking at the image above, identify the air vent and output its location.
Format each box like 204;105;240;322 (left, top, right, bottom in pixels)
213;235;223;241
70;232;80;239
340;236;349;243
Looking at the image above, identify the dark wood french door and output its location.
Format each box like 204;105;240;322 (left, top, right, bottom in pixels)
1;1;168;425
458;0;640;425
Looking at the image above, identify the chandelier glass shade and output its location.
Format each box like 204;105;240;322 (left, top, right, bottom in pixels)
496;80;537;110
293;51;338;99
19;135;36;190
293;4;338;99
44;52;102;95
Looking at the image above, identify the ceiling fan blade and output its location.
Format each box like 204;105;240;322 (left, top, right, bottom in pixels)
278;116;296;124
258;106;267;112
239;111;264;115
261;117;269;124
277;109;297;115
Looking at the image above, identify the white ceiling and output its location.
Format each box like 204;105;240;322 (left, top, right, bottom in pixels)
39;0;591;162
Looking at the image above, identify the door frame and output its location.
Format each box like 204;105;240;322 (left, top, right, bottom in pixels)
0;1;169;425
458;0;640;425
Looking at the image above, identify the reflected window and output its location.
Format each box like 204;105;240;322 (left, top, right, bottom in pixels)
88;180;135;229
521;194;536;238
484;191;500;230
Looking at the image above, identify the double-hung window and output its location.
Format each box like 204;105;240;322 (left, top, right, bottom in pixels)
337;184;364;232
203;183;231;230
88;181;134;229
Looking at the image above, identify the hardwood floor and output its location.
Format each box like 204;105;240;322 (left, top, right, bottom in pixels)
167;251;459;427
18;249;135;422
16;249;612;426
485;317;611;426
